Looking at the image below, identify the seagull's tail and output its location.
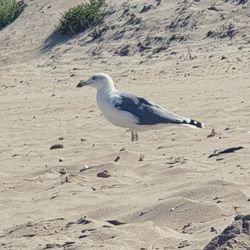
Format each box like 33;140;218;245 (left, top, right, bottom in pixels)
180;118;204;129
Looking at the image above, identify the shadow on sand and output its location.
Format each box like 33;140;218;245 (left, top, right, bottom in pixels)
40;30;77;53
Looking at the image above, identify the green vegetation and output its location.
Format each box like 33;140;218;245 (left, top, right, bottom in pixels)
0;0;25;30
58;0;107;34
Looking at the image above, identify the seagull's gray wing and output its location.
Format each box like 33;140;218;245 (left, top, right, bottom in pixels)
112;92;184;126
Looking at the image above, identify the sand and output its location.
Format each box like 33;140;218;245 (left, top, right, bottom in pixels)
0;0;250;249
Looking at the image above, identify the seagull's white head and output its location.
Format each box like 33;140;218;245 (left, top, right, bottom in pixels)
77;73;115;91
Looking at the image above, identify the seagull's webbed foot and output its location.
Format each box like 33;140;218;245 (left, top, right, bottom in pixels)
131;131;139;142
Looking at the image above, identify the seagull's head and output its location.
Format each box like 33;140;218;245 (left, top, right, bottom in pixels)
77;73;115;91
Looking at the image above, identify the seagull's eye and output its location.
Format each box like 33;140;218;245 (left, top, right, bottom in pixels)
92;76;97;81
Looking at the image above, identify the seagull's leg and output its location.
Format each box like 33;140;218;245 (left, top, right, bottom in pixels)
131;131;138;142
135;132;139;141
131;131;135;142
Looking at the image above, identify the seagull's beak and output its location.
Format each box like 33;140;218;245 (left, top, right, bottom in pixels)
77;80;89;88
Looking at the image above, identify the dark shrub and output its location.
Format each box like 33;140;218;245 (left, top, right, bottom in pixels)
58;0;106;34
0;0;26;30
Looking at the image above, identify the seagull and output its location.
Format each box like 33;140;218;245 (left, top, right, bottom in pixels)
77;73;203;141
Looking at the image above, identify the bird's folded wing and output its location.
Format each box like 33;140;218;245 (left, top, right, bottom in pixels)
112;92;184;125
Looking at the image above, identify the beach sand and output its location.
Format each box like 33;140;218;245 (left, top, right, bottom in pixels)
0;0;250;249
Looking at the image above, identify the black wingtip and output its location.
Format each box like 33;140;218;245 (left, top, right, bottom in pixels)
182;119;204;128
190;119;203;128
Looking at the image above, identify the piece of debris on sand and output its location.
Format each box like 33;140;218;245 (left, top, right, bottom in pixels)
203;214;250;250
49;144;64;150
208;146;243;158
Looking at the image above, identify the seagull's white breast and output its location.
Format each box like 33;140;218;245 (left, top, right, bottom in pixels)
96;91;138;129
